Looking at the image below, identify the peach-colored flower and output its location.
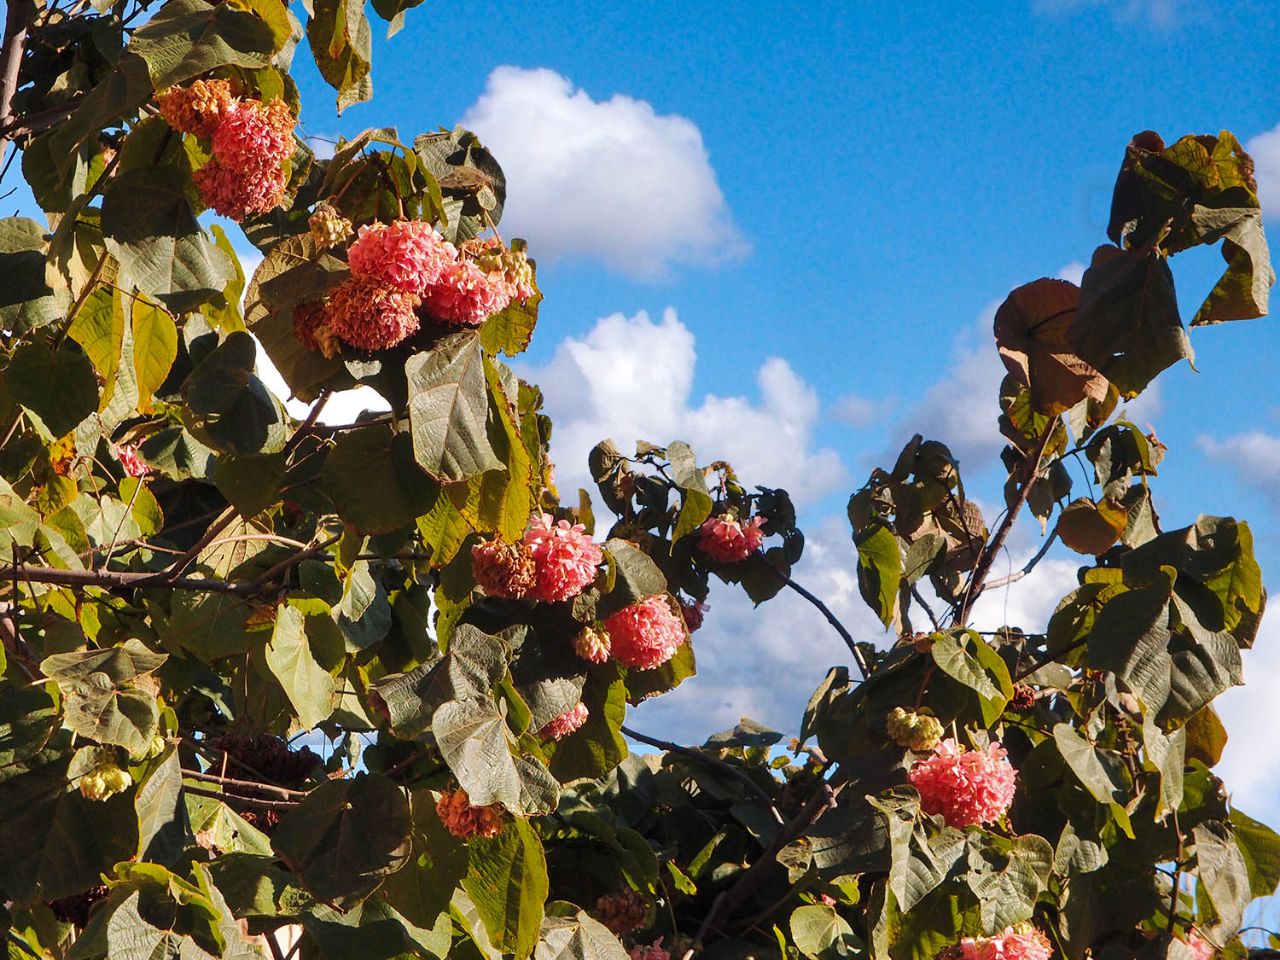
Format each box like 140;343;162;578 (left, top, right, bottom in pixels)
471;536;538;599
192;159;289;221
435;788;503;840
696;513;766;563
1181;933;1215;960
539;701;589;740
573;625;611;664
603;596;686;671
521;514;603;603
908;738;1017;828
209;98;295;173
957;926;1052;960
323;276;421;352
420;259;512;327
157;79;236;138
347;220;456;295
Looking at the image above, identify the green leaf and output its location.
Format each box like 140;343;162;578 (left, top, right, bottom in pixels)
414;128;507;245
668;441;713;543
307;0;373;113
406;333;504;482
182;331;287;456
271;773;411;905
1229;808;1280;899
322;426;439;533
1057;498;1128;556
136;747;193;865
1069;244;1190;398
41;638;166;754
596;539;668;620
480;286;541;358
624;638;696;704
264;604;336;730
380;788;469;929
1194;821;1250;934
544;667;628;782
534;911;629;960
0;680;59;768
102;167;233;313
130;295;179;411
855;523;900;629
129;0;279;88
212;452;286;517
930;632;1010;726
965;835;1053;931
0;217;60;332
6;341;99;437
1052;723;1129;808
68;287;126;414
463;817;549;960
1189;205;1274;325
790;903;855;959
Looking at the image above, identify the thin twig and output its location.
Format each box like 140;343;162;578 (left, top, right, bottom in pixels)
909;583;941;632
622;725;784;825
983;528;1059;591
1;563;252;595
241;532;342;596
183;784;298;810
181;768;307;799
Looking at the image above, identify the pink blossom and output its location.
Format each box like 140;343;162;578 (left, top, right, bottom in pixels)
679;598;708;632
629;939;670;960
908;738;1017;828
1181;933;1215;960
114;444;149;478
521;514;603;603
192;159;289;221
603;596;686;671
209;98;295;173
347;220;456;295
420;259;512;327
957;927;1052;960
696;514;766;564
323;276;421;352
539;702;589;740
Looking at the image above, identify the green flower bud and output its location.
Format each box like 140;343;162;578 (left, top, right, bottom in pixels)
80;764;132;801
886;707;944;752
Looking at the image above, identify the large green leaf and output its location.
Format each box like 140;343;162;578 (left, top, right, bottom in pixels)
1189;205;1274;325
102;167;233;313
271;774;411;905
131;295;179;411
41;638;167;754
136;747;193;865
307;0;373;112
534;912;629;960
6;341;99;437
182;331;287;455
1193;820;1249;934
463;817;549;960
380;788;469;929
128;0;280;88
964;835;1053;931
322;426;439;533
264;604;336;730
0;680;59;768
855;523;900;629
1229;808;1280;899
1069;244;1190;398
0;217;60;332
406;333;503;482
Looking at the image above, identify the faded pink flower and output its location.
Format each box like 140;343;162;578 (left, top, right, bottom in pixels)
603;596;686;671
471;536;538;599
157;79;236;138
629;939;670;960
435;788;503;841
908;738;1017;828
192;159;289;221
539;701;589;740
573;625;611;664
1181;933;1215;960
209;98;295;173
679;598;708;632
957;926;1052;960
347;220;456;295
114;444;149;478
522;514;603;603
420;259;512;327
696;513;766;564
323;276;421;352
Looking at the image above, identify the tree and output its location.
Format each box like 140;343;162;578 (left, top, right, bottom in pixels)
0;1;1277;957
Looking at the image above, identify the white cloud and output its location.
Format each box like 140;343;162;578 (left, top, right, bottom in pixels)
830;392;883;430
460;66;747;279
1057;262;1087;286
520;308;848;507
1246;123;1280;221
1216;613;1280;825
1032;0;1193;28
1196;430;1280;508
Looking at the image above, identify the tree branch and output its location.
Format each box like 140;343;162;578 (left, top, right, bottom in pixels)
0;563;253;595
621;725;784;825
0;0;32;165
958;424;1056;624
181;768;307;799
983;527;1059;591
182;784;299;810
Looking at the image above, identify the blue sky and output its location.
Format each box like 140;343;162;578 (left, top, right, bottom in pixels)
280;0;1280;822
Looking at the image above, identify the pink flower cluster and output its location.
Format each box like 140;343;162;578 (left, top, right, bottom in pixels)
697;513;766;563
908;738;1017;828
1181;933;1215;960
435;788;503;840
603;596;687;671
957;926;1052;960
160;84;296;222
539;701;589;740
301;221;537;355
629;940;670;960
523;514;604;602
114;444;149;478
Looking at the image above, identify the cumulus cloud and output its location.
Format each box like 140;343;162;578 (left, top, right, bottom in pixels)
1196;430;1280;509
1246;122;1280;220
520;308;848;507
1216;613;1280;824
830;392;883;430
460;66;747;279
